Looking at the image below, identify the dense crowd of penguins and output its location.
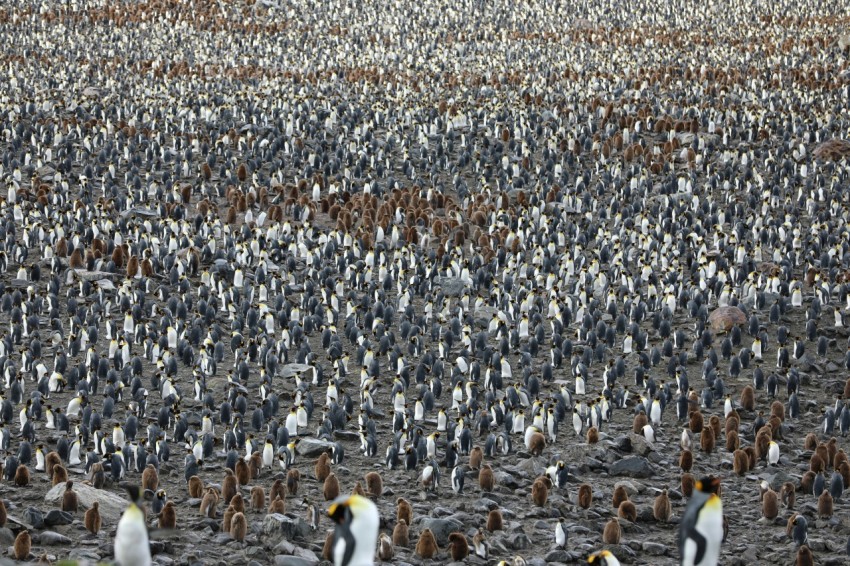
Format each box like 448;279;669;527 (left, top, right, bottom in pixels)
0;0;849;564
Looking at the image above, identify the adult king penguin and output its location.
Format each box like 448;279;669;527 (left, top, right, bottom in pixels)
328;494;380;566
115;485;152;566
679;476;723;566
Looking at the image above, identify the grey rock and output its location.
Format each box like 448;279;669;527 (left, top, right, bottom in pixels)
43;509;74;527
263;513;310;542
614;481;641;496
37;531;72;545
45;481;128;524
508;532;531;550
544;550;571;562
421;517;464;546
642;542;667;555
434;276;467;297
24;508;44;529
295;438;336;458
0;529;12;547
280;364;313;378
273;556;318;566
608;456;655;478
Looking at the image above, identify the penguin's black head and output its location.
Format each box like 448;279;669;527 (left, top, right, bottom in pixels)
696;475;721;494
328;497;353;525
123;484;142;504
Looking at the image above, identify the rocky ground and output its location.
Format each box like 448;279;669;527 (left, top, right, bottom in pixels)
0;1;850;566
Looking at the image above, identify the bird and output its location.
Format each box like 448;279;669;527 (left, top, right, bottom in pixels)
679;476;723;566
159;501;177;529
416;528;438;559
14;530;30;560
392;518;409;547
796;545;814;566
448;532;469;560
61;480;78;512
84;501;102;535
587;549;621;565
115;486;152;566
602;517;621;544
654;489;672;522
327;495;380;566
377;532;394;561
229;512;248;542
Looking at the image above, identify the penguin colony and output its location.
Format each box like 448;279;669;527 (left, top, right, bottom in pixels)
0;0;849;564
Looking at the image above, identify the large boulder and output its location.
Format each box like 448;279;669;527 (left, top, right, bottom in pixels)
45;482;128;524
708;306;746;333
608;456;655;479
263;514;310;542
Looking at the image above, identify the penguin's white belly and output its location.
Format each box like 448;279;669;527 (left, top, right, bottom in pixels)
115;509;152;566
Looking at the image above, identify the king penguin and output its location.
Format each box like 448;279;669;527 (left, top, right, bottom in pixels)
115;485;152;566
327;494;380;566
679;476;723;566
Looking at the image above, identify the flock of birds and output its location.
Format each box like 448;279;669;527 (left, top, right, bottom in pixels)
0;0;849;564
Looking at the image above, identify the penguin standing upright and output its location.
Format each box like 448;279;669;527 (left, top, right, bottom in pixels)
327;494;380;566
679;476;724;566
115;485;152;566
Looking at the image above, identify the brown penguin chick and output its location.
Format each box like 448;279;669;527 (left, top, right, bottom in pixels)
14;530;31;560
612;485;630;509
469;446;483;470
768;416;784;440
392;518;410;547
377;532;394;561
688;410;704;434
834;448;849;472
397;497;413;525
602;517;621;544
45;451;61;479
632;410;648;434
486;508;503;531
679;449;694;472
364;471;383;498
531;477;549;506
250;486;265;512
479;464;495;491
681;473;696;498
732;449;749;476
234;459;251;486
529;431;547;454
578;483;593;509
739;385;755;411
321;529;335;560
270;479;286;502
618;500;637;522
803;432;818;451
61;481;78;512
323;472;340;501
653;489;672;522
700;429;715;453
839;460;850;490
818;490;833;518
222;505;236;534
796;545;814;566
815;443;829;469
780;482;796;509
826;438;838;467
725;430;740;452
725;412;740;435
84;501;101;534
845;377;850;399
230;492;245;514
352;481;366;497
268;494;285;514
809;452;825;474
760;482;779;519
188;475;204;498
229;512;247;542
801;471;816;495
744;446;758;470
586;426;599;444
159;501;177;529
14;464;30;487
249;452;263;479
755;428;772;462
286;468;300;495
51;464;68;486
447;532;469;560
200;488;219;518
314;452;331;482
416;528;438;559
126;255;139;278
0;498;6;527
770;400;785;421
141;463;159;492
708;415;721;439
222;469;237;504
